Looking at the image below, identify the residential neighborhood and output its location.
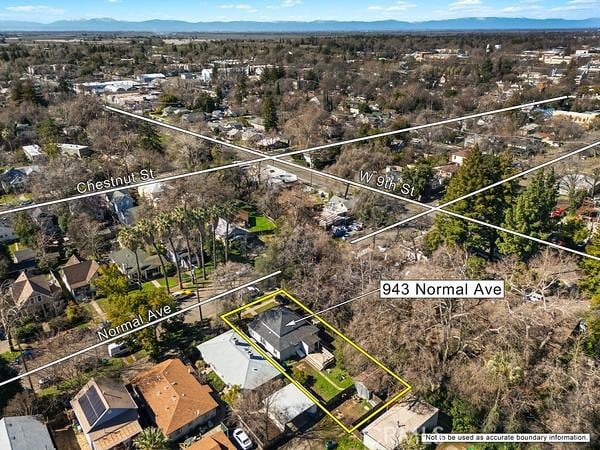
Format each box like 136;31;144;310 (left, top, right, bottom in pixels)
0;3;599;450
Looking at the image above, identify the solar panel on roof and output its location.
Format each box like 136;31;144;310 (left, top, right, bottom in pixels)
79;385;106;426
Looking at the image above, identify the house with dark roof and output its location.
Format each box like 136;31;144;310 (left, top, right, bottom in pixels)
11;247;36;270
165;236;199;271
248;306;320;361
31;208;59;236
10;271;64;319
109;248;162;281
104;191;135;225
0;166;39;193
70;378;142;450
129;358;219;441
58;254;100;301
0;415;55;450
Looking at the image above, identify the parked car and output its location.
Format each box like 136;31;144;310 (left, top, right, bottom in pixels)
171;290;192;301
107;342;130;357
232;428;253;450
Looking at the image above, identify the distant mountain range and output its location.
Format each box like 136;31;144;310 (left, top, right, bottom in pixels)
0;17;599;33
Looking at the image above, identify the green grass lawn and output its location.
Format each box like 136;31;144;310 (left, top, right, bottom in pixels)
300;364;342;401
206;370;226;392
0;193;31;206
248;214;276;233
336;435;367;450
325;366;354;390
150;266;215;290
1;350;20;363
293;360;354;402
95;297;111;314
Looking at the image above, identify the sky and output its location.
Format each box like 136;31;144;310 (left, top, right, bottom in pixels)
0;0;598;23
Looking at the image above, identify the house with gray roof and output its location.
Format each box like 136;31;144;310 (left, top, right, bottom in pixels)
263;383;318;432
109;248;162;281
248;306;320;361
197;330;280;390
0;415;55;450
362;397;439;450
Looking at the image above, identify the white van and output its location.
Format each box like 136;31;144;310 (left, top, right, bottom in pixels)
107;342;130;357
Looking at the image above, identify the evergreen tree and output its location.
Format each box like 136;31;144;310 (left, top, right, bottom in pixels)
0;359;21;414
262;96;278;132
583;295;600;358
580;230;600;296
497;170;558;260
401;160;434;201
36;116;60;146
138;122;163;153
428;147;514;258
478;57;494;83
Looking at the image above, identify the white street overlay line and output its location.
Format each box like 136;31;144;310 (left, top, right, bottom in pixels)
108;95;566;158
112;103;600;263
0;270;281;387
272;157;600;261
285;288;380;327
280;96;568;155
352;139;600;243
0;96;565;217
0;156;272;217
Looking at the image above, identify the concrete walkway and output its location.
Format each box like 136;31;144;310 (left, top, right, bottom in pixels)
90;300;106;320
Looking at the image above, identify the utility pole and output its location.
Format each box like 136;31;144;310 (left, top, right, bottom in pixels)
0;281;35;393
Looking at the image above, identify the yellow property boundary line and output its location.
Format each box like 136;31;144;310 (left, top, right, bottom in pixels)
220;288;412;433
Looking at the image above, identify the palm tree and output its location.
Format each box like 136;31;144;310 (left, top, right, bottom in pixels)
135;219;171;294
208;205;221;269
192;208;208;279
173;207;202;283
117;227;142;289
220;201;238;264
133;427;168;450
155;212;183;289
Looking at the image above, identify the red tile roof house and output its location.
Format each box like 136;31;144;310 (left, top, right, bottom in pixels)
129;358;219;441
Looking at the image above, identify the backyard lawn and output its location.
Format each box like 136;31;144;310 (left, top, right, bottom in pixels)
295;361;353;402
247;214;276;233
206;370;226;392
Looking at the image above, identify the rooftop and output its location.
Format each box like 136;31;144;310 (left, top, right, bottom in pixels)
264;383;316;425
249;305;320;353
187;431;236;450
129;359;218;436
0;416;55;450
362;398;439;448
197;330;280;390
61;254;100;289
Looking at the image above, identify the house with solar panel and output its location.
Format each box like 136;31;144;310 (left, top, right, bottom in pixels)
70;378;142;450
247;305;321;361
